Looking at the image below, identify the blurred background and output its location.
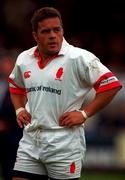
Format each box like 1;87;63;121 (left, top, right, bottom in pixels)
0;0;125;180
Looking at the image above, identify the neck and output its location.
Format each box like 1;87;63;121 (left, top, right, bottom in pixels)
38;48;58;61
38;48;50;61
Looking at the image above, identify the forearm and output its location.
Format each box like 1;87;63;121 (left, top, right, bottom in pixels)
10;93;31;128
83;87;121;118
10;93;27;110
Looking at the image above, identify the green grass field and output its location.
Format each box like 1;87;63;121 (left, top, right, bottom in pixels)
0;171;125;180
80;171;125;180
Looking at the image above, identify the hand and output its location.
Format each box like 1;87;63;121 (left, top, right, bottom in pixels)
59;111;85;127
17;109;31;128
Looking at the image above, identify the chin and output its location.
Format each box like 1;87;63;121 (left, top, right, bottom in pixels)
49;49;59;55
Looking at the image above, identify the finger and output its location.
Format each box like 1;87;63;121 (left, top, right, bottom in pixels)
22;117;31;126
17;119;24;128
59;116;70;126
59;112;69;120
19;111;31;123
59;112;70;122
66;122;73;127
23;114;31;123
64;120;72;127
17;115;29;127
25;112;32;122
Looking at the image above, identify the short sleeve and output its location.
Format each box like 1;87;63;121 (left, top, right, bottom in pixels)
9;55;26;96
75;53;122;93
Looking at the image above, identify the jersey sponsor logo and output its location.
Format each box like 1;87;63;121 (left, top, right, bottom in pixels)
55;67;63;81
24;71;31;79
26;85;61;95
70;162;76;173
100;76;118;86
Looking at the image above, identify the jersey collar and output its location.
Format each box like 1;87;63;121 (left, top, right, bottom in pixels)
29;38;69;69
58;38;70;55
34;48;59;69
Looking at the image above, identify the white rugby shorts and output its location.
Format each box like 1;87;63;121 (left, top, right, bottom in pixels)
14;126;86;179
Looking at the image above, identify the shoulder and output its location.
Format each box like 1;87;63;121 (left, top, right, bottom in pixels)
16;46;37;65
62;39;98;63
68;44;98;63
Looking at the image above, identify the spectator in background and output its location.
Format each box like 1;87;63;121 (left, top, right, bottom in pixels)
0;49;23;180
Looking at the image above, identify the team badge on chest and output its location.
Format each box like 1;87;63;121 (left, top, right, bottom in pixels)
55;67;63;81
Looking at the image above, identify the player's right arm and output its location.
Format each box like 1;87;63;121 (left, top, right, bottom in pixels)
9;53;31;128
10;93;31;128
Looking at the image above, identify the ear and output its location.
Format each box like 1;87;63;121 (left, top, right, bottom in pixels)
32;32;38;42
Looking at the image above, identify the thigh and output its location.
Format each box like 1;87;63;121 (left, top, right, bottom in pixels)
14;131;47;176
43;128;82;179
14;150;47;176
12;170;48;180
46;158;82;179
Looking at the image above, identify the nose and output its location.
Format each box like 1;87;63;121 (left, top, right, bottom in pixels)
49;30;56;38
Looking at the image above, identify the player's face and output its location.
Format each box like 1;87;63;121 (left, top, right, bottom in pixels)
33;17;64;58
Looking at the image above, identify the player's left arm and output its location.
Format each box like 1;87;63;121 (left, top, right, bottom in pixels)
59;87;121;127
82;86;121;119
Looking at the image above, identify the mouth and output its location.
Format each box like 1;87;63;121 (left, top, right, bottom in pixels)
48;41;57;45
48;42;58;48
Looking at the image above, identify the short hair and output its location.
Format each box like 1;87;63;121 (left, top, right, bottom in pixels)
31;7;63;32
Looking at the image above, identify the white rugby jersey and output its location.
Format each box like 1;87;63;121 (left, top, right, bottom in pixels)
9;39;122;130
